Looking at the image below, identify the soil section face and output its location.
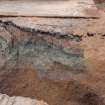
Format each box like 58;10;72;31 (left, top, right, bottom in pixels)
0;17;105;105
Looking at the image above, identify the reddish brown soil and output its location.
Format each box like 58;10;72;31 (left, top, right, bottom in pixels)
0;14;105;105
0;60;105;105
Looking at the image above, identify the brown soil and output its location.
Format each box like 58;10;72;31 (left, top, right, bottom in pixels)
0;63;104;105
0;14;105;105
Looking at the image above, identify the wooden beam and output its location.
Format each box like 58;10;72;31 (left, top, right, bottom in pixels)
0;0;101;17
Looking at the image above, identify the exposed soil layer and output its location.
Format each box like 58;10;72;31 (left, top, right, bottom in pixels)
0;16;105;105
0;66;104;105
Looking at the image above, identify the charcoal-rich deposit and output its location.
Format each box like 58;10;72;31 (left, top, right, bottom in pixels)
0;17;105;105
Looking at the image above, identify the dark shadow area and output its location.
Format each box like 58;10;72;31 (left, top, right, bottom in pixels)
94;0;105;4
93;0;105;10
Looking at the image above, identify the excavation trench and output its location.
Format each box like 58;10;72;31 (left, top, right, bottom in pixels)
0;21;104;105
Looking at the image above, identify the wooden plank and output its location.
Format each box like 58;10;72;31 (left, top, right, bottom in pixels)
0;0;101;17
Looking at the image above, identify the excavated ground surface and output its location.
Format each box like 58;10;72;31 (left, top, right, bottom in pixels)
0;15;105;105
